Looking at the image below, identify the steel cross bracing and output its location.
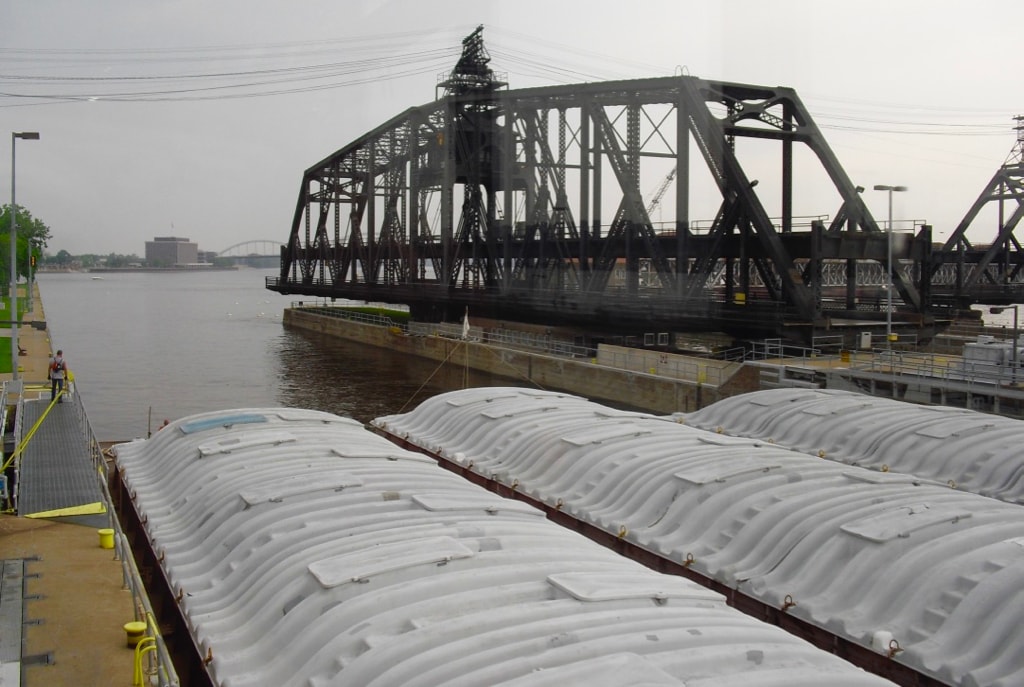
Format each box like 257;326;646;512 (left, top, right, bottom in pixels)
927;116;1024;306
269;52;947;342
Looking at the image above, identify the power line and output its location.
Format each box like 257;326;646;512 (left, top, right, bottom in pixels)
0;46;460;103
0;28;466;62
0;48;458;84
0;23;1015;142
818;122;1008;136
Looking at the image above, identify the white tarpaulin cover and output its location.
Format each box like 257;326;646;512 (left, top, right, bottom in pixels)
376;388;1024;687
115;406;891;687
682;387;1024;503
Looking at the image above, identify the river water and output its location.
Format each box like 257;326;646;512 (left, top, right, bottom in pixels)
36;269;505;441
37;269;1019;441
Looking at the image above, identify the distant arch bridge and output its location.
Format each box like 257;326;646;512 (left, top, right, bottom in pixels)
215;240;284;259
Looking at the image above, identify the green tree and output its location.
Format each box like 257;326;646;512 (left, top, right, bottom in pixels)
104;253;141;268
0;203;51;280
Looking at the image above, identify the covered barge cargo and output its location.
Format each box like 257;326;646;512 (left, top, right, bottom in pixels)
681;387;1024;503
112;407;891;687
374;388;1024;687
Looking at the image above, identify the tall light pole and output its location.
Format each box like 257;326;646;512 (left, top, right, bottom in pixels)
991;305;1019;384
873;185;907;347
10;131;40;381
27;238;35;313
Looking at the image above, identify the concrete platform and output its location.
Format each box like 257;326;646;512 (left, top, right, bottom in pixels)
1;282;151;686
1;516;136;686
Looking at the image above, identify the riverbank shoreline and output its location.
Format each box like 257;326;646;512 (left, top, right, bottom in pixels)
86;265;239;273
283;305;763;414
282;304;1024;418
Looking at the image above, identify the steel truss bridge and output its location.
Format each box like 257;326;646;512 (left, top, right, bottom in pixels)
267;27;1024;345
217;240;284;259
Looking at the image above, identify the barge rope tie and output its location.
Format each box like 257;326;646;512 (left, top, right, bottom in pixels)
396;340;468;414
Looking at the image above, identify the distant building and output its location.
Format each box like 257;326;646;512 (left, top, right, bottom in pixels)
145;236;198;266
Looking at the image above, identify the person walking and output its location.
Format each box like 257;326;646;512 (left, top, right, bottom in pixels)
50;349;68;403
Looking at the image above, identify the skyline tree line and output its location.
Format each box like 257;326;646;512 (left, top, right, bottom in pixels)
1;203;244;271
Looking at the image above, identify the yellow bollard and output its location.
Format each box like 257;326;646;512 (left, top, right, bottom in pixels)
98;528;115;549
123;620;148;648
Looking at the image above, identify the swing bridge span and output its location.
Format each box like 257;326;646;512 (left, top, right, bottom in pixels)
266;27;1024;347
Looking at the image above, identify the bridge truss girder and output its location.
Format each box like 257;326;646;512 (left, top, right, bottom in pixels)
271;74;938;343
930;141;1024;305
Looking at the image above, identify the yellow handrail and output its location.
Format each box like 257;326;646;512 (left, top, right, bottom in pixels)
0;389;65;472
132;637;157;687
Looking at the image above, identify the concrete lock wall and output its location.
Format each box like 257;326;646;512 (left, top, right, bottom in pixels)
282;309;758;414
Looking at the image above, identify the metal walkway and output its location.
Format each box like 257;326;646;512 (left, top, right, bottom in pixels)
0;558;27;686
14;390;107;527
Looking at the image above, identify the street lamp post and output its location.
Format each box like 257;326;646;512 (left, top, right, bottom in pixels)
27;239;34;313
872;185;908;348
990;305;1019;384
10;131;40;381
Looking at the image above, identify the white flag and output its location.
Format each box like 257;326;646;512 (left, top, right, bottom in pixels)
461;309;470;340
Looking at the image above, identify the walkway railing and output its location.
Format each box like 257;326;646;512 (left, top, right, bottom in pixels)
850;349;1024;389
291;302;410;331
740;335;850;363
410;321;601;359
73;381;180;687
4;379;180;686
596;348;734;385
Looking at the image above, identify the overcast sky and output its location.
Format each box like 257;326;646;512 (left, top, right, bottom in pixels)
2;0;1021;256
